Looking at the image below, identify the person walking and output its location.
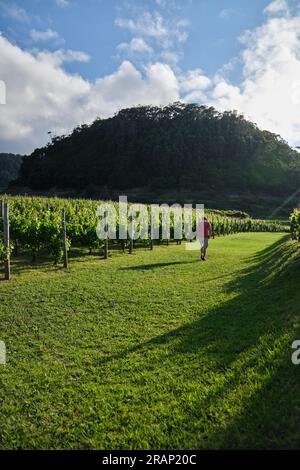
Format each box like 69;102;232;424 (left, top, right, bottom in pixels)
198;217;211;261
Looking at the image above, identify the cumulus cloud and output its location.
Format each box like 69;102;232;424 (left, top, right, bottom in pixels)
0;1;29;22
117;37;153;55
0;36;179;153
33;49;90;66
115;12;168;38
2;0;300;154
264;0;290;16
176;0;300;147
179;69;211;101
30;29;65;45
154;0;188;9
115;10;188;67
205;8;300;146
115;11;188;47
92;61;178;109
160;50;182;66
180;69;212;93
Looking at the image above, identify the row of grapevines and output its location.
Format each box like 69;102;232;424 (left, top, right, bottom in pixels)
0;195;287;264
290;209;300;240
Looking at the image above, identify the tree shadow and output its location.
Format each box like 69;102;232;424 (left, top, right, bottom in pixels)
95;234;300;447
8;247;96;274
206;356;300;449
120;260;198;270
100;235;297;364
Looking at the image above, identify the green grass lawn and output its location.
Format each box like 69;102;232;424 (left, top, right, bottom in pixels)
1;232;300;449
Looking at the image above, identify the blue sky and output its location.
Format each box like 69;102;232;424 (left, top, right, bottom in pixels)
1;0;300;153
1;0;272;81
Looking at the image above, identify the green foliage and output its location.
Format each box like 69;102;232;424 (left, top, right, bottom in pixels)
0;153;23;189
0;195;287;266
0;242;13;262
209;209;250;219
14;103;300;196
290;208;300;239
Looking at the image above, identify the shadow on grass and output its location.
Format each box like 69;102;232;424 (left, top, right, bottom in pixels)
96;234;300;448
9;247;99;274
120;260;198;270
9;256;58;273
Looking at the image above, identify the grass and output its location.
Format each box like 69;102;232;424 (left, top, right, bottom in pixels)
1;232;300;449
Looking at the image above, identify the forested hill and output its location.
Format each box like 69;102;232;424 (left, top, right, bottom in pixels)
14;103;300;195
0;153;24;189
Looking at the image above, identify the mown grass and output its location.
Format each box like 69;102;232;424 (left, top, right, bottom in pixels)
0;232;300;449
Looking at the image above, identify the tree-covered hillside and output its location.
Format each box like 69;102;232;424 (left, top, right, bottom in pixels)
14;103;300;195
0;153;24;189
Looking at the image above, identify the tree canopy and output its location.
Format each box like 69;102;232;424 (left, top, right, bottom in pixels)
14;103;300;196
0;153;24;189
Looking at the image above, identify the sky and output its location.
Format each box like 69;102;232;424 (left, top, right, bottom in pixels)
1;0;300;153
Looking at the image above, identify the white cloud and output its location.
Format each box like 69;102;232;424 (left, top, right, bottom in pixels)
0;1;29;22
210;80;242;108
117;37;153;55
33;49;90;66
158;0;300;147
154;0;187;9
115;10;188;66
30;29;65;45
205;6;300;146
160;50;182;66
115;12;168;38
264;0;290;16
2;0;300;155
93;61;178;108
180;69;212;93
0;36;179;153
115;12;188;45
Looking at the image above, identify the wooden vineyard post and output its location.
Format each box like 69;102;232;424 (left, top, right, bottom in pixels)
3;202;10;281
129;213;133;254
104;237;109;259
150;215;153;250
103;210;109;259
62;208;68;268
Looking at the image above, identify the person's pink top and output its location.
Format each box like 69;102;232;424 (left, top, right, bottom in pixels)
198;220;211;239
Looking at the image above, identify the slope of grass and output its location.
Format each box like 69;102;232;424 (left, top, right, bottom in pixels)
0;233;300;449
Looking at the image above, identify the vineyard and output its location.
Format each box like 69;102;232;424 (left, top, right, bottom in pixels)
0;195;288;278
1;231;299;449
290;208;300;240
0;198;299;449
